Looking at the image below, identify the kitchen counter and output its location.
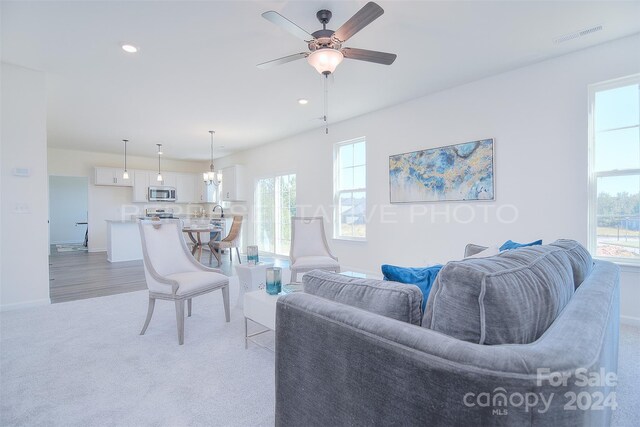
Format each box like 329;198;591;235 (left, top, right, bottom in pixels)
106;220;142;262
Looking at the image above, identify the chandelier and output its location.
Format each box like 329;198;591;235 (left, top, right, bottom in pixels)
203;130;222;186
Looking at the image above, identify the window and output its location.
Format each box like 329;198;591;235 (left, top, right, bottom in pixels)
254;174;296;256
334;138;366;240
588;75;640;263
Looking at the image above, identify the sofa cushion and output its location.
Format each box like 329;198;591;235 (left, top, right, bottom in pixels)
302;270;423;325
549;239;593;288
423;240;585;345
381;264;443;312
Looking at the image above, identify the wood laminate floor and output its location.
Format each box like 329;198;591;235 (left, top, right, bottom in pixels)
49;245;288;304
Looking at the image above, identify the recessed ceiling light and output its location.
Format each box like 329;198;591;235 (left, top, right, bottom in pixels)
121;44;138;53
298;98;309;105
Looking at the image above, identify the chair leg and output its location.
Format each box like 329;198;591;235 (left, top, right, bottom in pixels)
236;247;241;264
175;300;185;345
140;297;156;335
229;247;233;263
187;298;192;317
222;285;230;322
210;245;221;267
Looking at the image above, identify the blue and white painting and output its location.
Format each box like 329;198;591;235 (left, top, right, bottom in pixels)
389;139;494;203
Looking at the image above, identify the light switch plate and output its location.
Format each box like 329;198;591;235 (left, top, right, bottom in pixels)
14;203;31;214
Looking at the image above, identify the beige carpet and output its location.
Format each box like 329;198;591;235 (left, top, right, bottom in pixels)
1;290;638;426
612;324;640;426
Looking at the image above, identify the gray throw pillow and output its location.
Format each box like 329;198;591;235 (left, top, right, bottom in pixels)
423;240;586;345
303;270;423;325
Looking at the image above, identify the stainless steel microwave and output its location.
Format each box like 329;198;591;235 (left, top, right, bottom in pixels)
148;186;176;202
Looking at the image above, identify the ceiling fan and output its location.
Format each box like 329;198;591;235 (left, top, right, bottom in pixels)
257;1;397;75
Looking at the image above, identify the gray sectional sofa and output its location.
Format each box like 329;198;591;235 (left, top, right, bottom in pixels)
275;240;620;426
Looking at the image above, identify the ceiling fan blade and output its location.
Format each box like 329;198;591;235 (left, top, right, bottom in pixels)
262;11;314;41
333;2;384;43
257;52;308;70
341;47;397;65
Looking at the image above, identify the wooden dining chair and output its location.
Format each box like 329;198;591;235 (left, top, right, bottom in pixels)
208;215;243;266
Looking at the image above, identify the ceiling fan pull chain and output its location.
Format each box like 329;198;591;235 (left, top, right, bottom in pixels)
324;74;329;134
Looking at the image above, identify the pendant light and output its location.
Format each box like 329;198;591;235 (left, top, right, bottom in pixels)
156;144;163;182
203;130;222;186
122;139;129;179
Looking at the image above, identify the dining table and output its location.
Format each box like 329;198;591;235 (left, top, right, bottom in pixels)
182;225;223;262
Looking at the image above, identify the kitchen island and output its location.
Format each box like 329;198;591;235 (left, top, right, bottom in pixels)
105;220;142;262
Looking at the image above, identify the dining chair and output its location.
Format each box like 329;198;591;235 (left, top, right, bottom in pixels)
289;216;340;283
208;215;243;266
138;219;230;345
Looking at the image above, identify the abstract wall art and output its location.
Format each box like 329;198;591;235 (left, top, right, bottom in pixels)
389;138;494;203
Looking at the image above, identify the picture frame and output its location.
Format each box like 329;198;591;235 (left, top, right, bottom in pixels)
389;138;495;203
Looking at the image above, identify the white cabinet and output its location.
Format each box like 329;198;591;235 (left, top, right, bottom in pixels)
195;179;212;203
199;181;218;203
206;183;218;203
221;165;244;201
132;170;150;202
176;173;196;203
95;167;133;187
158;172;177;188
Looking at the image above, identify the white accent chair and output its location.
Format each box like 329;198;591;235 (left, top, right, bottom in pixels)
138;219;230;345
289;217;340;283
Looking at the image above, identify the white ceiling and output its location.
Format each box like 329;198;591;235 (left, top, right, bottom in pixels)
2;1;639;160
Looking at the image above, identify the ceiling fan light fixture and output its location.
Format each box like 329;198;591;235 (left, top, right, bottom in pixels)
307;48;344;75
121;44;138;53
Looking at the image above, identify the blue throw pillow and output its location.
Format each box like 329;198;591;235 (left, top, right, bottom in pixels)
381;264;443;312
499;239;542;251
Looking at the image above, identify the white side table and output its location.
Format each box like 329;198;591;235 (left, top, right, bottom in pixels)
244;290;281;350
234;263;273;308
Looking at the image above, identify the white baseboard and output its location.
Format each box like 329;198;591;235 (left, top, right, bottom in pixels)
621;315;640;328
88;248;106;253
0;298;51;312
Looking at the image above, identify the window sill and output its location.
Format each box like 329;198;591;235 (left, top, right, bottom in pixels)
333;236;367;243
593;257;640;271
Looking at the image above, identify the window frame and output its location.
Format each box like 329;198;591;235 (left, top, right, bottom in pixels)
333;137;367;241
253;172;297;257
587;74;640;266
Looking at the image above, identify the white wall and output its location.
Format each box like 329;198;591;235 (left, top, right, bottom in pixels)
49;176;88;244
1;63;50;310
217;34;640;323
48;148;209;251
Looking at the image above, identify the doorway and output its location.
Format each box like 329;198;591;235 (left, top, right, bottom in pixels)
49;176;89;254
